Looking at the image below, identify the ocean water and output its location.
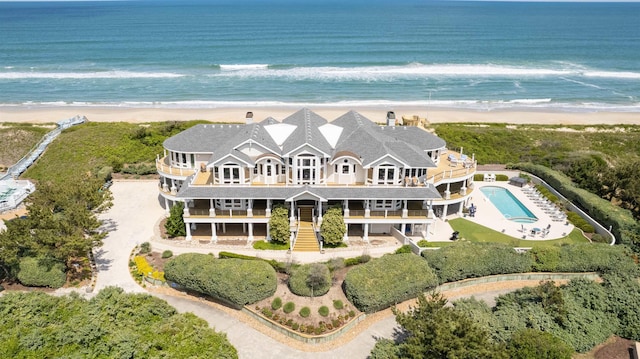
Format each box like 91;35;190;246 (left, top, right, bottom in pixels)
0;0;639;111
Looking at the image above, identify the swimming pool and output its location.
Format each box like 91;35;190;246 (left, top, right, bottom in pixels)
480;186;538;223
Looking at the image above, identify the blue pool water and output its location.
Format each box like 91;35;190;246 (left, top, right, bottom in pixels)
480;186;538;224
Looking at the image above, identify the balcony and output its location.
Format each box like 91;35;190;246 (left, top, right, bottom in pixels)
156;156;196;177
426;150;476;185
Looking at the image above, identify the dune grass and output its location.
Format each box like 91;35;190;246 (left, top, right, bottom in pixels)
23;120;207;184
0;124;51;169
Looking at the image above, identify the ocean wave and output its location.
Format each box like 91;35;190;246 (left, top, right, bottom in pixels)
206;63;640;81
219;64;269;71
2;99;639;113
0;71;184;79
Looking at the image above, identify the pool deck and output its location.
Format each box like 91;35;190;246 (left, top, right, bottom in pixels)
463;182;574;241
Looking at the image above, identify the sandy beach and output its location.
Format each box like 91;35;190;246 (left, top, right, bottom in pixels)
0;105;639;126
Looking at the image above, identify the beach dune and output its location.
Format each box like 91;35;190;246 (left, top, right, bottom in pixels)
0;106;639;126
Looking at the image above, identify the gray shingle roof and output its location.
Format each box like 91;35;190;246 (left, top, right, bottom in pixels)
281;108;333;155
163;124;242;153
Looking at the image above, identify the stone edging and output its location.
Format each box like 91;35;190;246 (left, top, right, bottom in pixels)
242;306;366;344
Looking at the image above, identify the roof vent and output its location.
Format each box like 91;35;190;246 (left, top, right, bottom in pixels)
386;111;396;127
245;111;254;124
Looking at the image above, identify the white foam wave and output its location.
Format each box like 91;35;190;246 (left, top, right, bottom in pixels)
584;71;640;79
219;64;269;71
0;71;184;79
211;64;577;80
3;99;639;113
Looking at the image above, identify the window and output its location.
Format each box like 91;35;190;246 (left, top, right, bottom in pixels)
221;165;241;184
295;155;318;184
374;200;395;209
377;165;396;185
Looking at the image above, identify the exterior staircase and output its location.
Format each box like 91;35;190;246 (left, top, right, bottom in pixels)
293;207;320;252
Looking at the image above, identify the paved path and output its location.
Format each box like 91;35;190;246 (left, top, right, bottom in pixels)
90;180;541;359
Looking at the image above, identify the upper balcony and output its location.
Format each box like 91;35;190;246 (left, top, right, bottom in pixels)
156;156;196;178
426;149;476;186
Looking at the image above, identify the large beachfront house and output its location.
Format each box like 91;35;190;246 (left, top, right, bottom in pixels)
157;109;476;250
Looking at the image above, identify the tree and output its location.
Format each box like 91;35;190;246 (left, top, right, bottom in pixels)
507;329;573;359
320;205;345;246
164;201;186;237
370;292;508;359
305;263;330;298
268;205;289;245
0;176;111;280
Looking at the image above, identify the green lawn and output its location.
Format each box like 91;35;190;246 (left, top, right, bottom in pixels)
447;218;589;247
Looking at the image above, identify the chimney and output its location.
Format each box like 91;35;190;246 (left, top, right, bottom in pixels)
386;111;396;127
245;111;254;124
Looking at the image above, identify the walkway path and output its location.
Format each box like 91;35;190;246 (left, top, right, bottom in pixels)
91;180;556;359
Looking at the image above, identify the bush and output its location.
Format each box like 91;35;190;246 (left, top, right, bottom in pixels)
299;307;311;318
507;329;573;359
529;246;561;272
139;241;151;254
344;253;438;313
394;245;412;254
271;297;282;311
17;257;66;288
134;255;154;276
417;240;430;247
318;306;329;317
165;202;186;238
268;205;290;245
495;174;509;181
288;263;331;297
164;253;277;309
333;299;344;310
252;240;289;250
344;254;371;267
283;302;295;314
422;242;533;284
161;250;173;259
218;251;289;273
590;233;609;243
320;206;346;246
556;243;639;276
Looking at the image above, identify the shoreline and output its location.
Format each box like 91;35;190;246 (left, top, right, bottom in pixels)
1;105;639;125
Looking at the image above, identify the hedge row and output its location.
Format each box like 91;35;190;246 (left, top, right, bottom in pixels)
422;242;533;284
288;263;331;297
164;253;277;309
218;251;288;273
343;253;438;313
533;243;639;276
17;257;66;288
512;163;640;248
421;242;638;284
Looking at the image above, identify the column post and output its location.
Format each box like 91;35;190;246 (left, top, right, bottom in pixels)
211;223;217;243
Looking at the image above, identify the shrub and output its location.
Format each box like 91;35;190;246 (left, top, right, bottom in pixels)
288;263;331;297
283;301;295;314
326;258;345;272
165;202;186;238
291;322;299;330
320;205;346;246
344;253;438;313
318;306;329;317
333;299;344;310
161;250;173;259
590;233;609;243
139;241;151;254
529;246;561;272
134;255;154;276
422;242;533;284
164;253;277;309
495;174;509;181
261;307;273;318
17;257;66;288
271;297;282;311
556;243;639;276
218;251;289;273
394;245;412;254
268;205;290;245
252;240;289;250
417;240;430;247
299;307;311;318
507;329;573;359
